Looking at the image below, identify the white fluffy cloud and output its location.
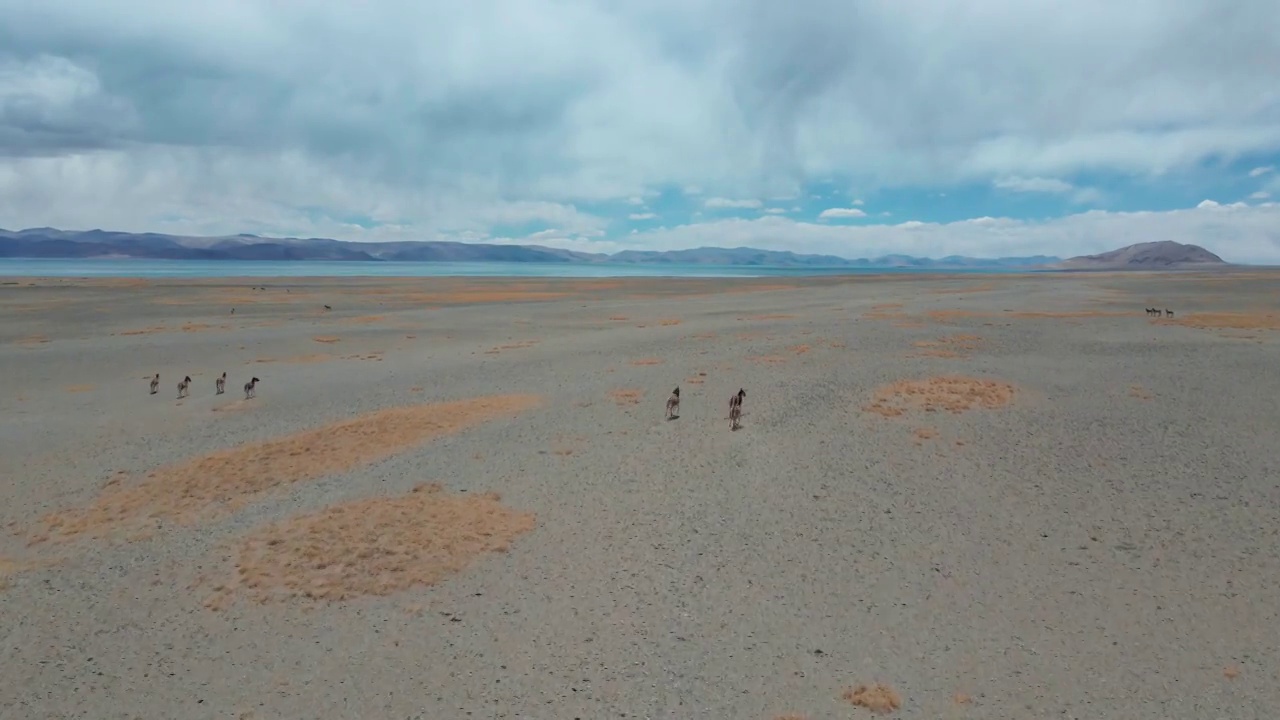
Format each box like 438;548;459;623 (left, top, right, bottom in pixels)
818;207;867;219
0;0;1278;260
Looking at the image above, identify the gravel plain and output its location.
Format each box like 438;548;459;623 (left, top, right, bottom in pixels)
1;270;1278;720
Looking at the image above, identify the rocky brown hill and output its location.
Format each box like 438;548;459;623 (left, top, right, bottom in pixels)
1056;241;1227;270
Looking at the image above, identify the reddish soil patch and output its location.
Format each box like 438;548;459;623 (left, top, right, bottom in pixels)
629;358;663;366
658;318;682;326
1129;385;1154;400
748;355;788;365
610;389;644;406
865;376;1017;417
912;427;938;445
484;340;538;354
312;335;342;344
789;344;811;354
35;394;543;543
202;483;535;609
15;335;51;347
741;313;796;321
910;333;984;358
842;683;902;714
608;316;629;321
117;325;168;335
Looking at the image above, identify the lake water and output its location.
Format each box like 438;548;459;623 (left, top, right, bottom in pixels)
0;258;1026;279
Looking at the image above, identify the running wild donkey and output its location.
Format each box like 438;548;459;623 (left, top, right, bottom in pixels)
149;373;159;395
243;376;260;399
215;371;226;395
665;386;680;419
728;388;746;430
177;375;191;399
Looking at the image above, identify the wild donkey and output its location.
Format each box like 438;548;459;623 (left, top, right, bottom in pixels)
243;376;260;399
177;375;191;398
215;372;227;395
728;388;746;430
665;386;680;420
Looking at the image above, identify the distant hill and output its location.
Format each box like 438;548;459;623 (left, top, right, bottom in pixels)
0;227;1059;269
1055;241;1228;270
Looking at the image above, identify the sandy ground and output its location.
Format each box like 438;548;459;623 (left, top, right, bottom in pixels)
1;270;1279;719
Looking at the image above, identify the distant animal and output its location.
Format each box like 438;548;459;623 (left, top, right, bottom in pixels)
323;304;332;311
149;373;159;395
177;375;191;398
243;376;259;399
665;386;680;419
728;388;746;430
1145;307;1156;316
215;372;226;395
1165;309;1174;317
230;308;235;315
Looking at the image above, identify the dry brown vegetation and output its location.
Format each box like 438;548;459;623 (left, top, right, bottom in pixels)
484;340;538;354
202;483;535;609
912;427;938;445
35;394;543;543
741;313;796;321
842;683;902;714
610;389;644;405
1129;385;1154;400
748;355;788;365
312;335;342;343
15;335;51;347
629;358;663;366
865;376;1017;418
910;333;984;358
658;317;682;326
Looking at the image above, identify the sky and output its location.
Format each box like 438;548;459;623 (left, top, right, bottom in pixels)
1;0;1279;263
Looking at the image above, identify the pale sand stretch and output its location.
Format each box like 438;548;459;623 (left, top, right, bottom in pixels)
1;271;1278;719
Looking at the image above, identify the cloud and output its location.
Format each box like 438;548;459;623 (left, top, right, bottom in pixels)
993;175;1103;205
0;0;1277;259
1251;191;1271;200
628;212;656;220
703;197;762;209
1250;166;1275;177
764;207;788;214
818;207;867;219
993;176;1075;194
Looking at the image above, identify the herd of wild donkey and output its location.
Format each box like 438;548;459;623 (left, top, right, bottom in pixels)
149;372;258;400
146;304;1176;425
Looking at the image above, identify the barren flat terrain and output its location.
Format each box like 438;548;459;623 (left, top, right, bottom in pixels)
2;270;1279;719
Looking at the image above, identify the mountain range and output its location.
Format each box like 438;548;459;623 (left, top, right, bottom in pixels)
0;228;1234;270
0;228;1057;268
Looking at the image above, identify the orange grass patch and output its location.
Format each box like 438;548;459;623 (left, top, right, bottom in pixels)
202;483;534;608
842;683;902;714
864;376;1016;418
629;358;663;366
1129;385;1154;400
610;388;644;405
912;427;938;445
117;325;168;335
658;317;682;326
910;333;984;358
789;344;811;354
36;394;543;543
484;340;538;354
1155;311;1280;331
15;335;51;347
312;335;342;344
